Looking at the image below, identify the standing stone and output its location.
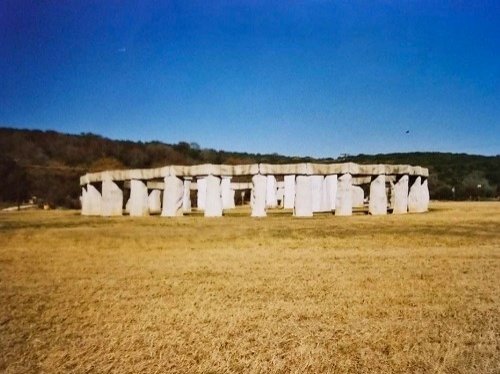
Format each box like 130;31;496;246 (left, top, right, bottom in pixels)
102;179;123;216
197;177;207;210
129;179;149;216
162;176;184;217
310;175;325;212
323;175;337;211
148;189;162;214
182;178;192;213
351;186;364;208
408;176;422;213
392;175;409;214
221;176;235;209
369;174;387;215
336;173;352;216
284;175;295;209
86;183;102;216
294;175;313;217
205;175;223;217
266;175;278;208
251;174;267;217
81;186;89;215
421;178;429;212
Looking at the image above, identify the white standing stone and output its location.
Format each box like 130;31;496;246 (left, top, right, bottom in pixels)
408;176;422;213
81;186;89;215
129;179;149;216
86;183;102;216
294;175;313;217
205;175;223;217
369;175;387;215
284;175;295;209
102;179;123;216
351;186;364;208
251;174;267;217
162;176;183;217
421;178;429;212
323;175;337;211
266;175;278;208
197;177;207;210
148;189;162;214
392;175;409;214
221;176;235;210
183;178;192;213
310;175;325;212
336;173;352;216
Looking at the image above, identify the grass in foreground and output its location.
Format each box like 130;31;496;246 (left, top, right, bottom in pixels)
0;202;499;373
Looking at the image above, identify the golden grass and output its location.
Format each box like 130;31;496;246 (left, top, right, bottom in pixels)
0;202;499;373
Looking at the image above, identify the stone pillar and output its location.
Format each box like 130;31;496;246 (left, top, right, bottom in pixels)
335;173;352;216
182;178;192;213
408;176;422;213
294;175;313;217
81;186;89;215
369;174;387;215
148;189;162;214
323;175;337;211
205;175;223;217
129;179;149;216
276;185;285;208
421;178;429;212
101;179;123;216
310;175;324;212
266;175;278;208
284;175;295;209
351;186;364;208
162;175;184;217
86;183;102;216
197;177;207;210
392;175;408;214
221;176;235;210
251;174;267;217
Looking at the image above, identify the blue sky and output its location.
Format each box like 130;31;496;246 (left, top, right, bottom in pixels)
1;1;499;157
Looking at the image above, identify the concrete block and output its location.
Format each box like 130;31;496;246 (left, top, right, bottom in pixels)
284;175;295;209
162;176;184;217
408;176;422;213
251;174;267;217
183;178;192;213
310;175;324;212
205;175;223;217
392;175;408;214
336;174;352;216
129;179;149;216
266;175;278;208
294;175;313;217
197;177;206;210
221;176;235;209
369;175;387;215
102;179;123;216
148;189;162;214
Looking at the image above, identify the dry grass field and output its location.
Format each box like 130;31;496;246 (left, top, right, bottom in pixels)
0;202;499;373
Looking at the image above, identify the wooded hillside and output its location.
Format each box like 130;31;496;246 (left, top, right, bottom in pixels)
1;127;498;207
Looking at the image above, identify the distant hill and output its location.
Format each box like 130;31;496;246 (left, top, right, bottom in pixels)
0;127;498;207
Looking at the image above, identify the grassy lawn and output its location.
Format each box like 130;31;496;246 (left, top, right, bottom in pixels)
0;202;499;373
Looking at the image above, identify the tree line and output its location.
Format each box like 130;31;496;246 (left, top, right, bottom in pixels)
0;127;498;208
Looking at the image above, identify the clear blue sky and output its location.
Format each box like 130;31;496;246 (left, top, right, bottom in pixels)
1;1;499;157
